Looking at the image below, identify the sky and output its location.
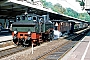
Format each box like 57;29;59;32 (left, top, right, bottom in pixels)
46;0;86;13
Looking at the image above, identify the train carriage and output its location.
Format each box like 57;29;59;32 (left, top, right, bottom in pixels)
52;20;72;35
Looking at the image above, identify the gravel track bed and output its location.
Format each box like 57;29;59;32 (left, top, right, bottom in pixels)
0;38;68;60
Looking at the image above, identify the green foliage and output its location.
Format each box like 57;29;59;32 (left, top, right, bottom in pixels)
78;13;85;20
40;0;90;22
78;13;90;22
76;0;85;6
80;1;85;6
84;13;90;22
53;3;66;14
40;0;53;9
76;0;81;2
65;8;79;18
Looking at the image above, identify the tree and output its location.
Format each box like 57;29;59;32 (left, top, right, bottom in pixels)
40;0;90;22
53;3;66;14
84;13;90;22
40;0;53;9
65;8;79;18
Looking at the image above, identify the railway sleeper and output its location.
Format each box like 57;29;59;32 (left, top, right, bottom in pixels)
37;30;89;60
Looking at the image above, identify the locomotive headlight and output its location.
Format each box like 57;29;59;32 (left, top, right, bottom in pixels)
28;31;31;34
14;31;17;34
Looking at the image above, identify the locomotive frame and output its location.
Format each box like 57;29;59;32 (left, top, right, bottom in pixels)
12;13;54;46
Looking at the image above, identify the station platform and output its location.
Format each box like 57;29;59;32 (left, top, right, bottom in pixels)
0;35;14;48
61;31;90;60
0;30;14;48
0;35;12;42
75;27;90;34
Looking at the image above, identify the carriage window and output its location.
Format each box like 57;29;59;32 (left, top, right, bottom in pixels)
17;17;20;21
28;16;32;20
22;16;25;20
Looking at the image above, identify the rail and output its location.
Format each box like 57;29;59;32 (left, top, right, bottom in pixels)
75;26;90;34
37;28;89;60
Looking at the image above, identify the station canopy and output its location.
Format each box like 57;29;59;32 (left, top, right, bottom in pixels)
0;0;88;23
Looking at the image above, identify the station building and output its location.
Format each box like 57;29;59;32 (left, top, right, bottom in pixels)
0;0;43;29
0;0;89;30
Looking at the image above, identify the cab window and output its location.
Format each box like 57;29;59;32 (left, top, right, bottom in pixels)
17;17;20;21
22;16;25;20
33;17;37;22
28;16;32;20
33;17;36;20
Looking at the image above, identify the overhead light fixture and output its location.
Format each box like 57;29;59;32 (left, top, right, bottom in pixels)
55;22;58;26
87;10;90;13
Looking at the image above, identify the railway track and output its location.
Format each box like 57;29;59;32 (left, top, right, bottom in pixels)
0;36;75;59
0;29;89;60
37;29;89;60
0;46;29;59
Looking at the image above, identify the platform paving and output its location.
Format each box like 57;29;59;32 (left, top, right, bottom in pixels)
0;35;12;42
61;31;90;60
0;31;14;48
